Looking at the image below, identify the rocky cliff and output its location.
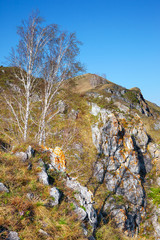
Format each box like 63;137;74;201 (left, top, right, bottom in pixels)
0;70;160;239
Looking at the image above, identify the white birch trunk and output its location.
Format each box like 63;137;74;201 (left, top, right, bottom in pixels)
38;114;46;145
24;92;30;141
38;98;48;145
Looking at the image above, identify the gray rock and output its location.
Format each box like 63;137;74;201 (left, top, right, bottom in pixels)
148;142;158;158
111;208;126;230
66;177;97;228
87;204;97;227
135;129;148;151
154;121;160;130
105;88;113;94
58;100;67;114
8;82;21;93
90;103;110;124
26;192;34;200
86;92;101;98
143;154;152;173
50;187;61;205
91;109;152;234
39;229;49;236
81;223;88;236
91;123;102;153
15;151;28;162
26;145;34;159
121;89;126;95
15;146;34;162
50;150;66;172
105;96;111;102
114;102;129;113
75;205;87;221
7;231;20;240
90;103;101;116
0;182;9;192
38;159;49;185
68;109;79;120
94;162;104;183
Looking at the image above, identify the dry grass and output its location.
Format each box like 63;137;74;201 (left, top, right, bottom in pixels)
0;150;85;239
0;67;159;239
141;115;160;143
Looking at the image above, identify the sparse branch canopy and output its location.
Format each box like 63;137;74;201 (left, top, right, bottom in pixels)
6;11;84;143
38;28;84;145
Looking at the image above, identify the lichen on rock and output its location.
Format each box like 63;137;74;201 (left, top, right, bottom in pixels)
91;107;151;235
50;146;66;172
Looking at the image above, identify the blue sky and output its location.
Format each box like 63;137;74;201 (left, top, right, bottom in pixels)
0;0;160;105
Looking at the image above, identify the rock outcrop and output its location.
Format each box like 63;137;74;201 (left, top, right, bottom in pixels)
104;86;152;116
90;103;151;235
66;177;97;230
15;145;34;162
50;146;66;172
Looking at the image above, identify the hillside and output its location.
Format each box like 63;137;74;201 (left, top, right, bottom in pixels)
0;67;160;240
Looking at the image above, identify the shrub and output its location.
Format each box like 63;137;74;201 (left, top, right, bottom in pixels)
123;91;139;104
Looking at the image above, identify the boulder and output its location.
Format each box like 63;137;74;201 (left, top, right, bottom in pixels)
50;147;66;172
68;109;79;120
26;145;35;159
15;151;28;162
39;229;49;236
38;159;49;185
0;182;9;192
15;146;34;162
6;231;20;240
50;187;61;206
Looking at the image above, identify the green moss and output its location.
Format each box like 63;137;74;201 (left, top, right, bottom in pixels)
148;187;160;205
70;202;76;210
58;217;67;225
80;205;86;211
112;194;125;205
123;90;139;104
36;202;44;207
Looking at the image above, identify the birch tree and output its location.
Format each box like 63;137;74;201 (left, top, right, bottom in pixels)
5;12;83;143
38;31;83;145
7;12;58;141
